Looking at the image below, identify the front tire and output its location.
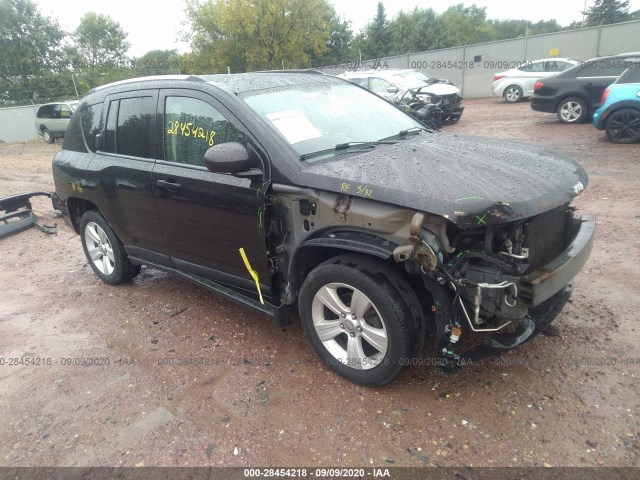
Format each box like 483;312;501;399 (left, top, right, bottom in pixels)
556;97;587;124
605;108;640;143
79;210;141;285
43;129;54;144
299;254;423;386
503;85;523;103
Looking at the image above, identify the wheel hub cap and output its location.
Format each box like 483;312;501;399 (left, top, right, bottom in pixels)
343;318;357;333
311;283;388;370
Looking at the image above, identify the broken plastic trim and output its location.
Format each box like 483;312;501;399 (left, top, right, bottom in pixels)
0;192;54;240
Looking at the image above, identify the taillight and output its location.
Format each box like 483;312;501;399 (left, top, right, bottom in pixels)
494;74;506;81
534;81;544;91
601;87;611;104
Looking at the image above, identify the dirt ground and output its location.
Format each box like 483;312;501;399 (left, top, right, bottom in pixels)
1;98;639;469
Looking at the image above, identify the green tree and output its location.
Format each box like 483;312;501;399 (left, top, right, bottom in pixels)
0;0;67;104
314;13;354;66
366;2;392;57
529;19;563;34
135;49;183;75
433;4;497;49
389;7;439;54
74;12;130;71
186;0;333;72
353;2;393;59
491;19;529;39
584;0;632;25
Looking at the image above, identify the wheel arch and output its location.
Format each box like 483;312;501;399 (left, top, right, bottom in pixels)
602;102;640;125
290;233;433;345
67;197;99;234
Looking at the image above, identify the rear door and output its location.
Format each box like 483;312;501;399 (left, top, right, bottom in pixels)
152;88;271;297
88;90;169;262
575;60;627;110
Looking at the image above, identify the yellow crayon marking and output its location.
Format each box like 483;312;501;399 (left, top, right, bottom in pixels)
239;248;264;305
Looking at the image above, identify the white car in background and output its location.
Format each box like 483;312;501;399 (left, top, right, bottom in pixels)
492;58;579;103
338;69;464;125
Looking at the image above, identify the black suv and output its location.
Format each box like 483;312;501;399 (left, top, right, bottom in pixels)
52;73;595;386
531;52;640;123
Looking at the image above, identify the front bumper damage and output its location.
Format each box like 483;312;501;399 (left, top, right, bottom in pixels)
405;213;595;368
0;192;58;239
441;105;465;125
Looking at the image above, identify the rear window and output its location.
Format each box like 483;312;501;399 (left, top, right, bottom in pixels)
617;65;640;84
80;103;103;152
62;109;86;153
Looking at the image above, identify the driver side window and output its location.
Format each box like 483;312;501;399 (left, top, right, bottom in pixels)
164;96;246;166
369;78;395;93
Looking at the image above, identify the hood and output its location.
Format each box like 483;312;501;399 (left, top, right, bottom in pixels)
300;132;589;229
417;83;460;96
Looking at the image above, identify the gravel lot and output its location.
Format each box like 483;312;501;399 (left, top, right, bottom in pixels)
1;98;639;468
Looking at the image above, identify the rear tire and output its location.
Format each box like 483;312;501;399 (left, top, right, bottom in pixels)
79;210;141;285
556;97;587;124
503;85;523;103
299;254;423;386
605;108;640;143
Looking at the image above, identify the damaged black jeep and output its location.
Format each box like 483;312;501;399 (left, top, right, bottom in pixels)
52;72;595;386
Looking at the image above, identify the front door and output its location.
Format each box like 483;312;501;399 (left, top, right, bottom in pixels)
152;89;271;299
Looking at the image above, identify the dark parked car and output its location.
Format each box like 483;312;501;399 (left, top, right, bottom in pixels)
35;101;79;143
52;73;595;386
593;61;640;143
531;52;640;123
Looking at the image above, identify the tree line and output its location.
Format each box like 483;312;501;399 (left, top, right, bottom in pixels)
0;0;637;106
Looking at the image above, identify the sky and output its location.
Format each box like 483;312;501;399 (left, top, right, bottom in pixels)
33;0;640;58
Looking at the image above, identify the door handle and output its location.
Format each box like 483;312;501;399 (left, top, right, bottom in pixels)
156;179;182;193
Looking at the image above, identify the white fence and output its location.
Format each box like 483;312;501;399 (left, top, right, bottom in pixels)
320;20;640;98
0;104;41;143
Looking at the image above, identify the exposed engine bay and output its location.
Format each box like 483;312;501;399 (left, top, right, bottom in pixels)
264;185;595;370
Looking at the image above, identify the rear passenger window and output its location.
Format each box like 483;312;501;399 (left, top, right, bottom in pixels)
579;60;627;77
164;96;245;166
522;62;545;73
80;103;103;152
117;97;154;158
618;65;640;84
103;96;154;158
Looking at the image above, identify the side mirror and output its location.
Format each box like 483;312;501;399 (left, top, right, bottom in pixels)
204;142;252;174
386;86;399;94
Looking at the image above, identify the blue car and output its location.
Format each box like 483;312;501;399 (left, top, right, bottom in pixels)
593;61;640;143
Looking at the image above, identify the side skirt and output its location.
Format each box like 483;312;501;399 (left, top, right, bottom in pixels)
127;256;291;328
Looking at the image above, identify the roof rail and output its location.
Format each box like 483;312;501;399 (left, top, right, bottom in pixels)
254;69;325;75
89;75;205;93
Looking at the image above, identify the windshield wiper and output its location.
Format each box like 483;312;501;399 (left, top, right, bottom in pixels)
300;140;396;161
380;126;425;141
334;140;396;150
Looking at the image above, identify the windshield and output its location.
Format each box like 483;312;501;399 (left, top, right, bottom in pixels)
242;82;423;160
395;71;432;85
